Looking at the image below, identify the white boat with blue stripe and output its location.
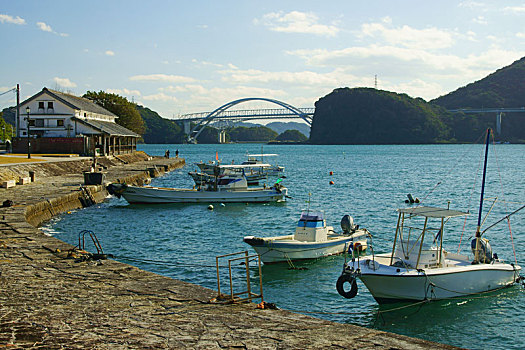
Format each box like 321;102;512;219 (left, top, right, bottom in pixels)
244;211;368;264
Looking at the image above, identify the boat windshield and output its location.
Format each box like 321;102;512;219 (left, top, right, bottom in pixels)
299;211;324;222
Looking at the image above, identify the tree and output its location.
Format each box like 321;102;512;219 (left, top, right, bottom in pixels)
83;91;145;135
276;129;308;142
228;126;278;142
137;105;184;143
0;112;14;141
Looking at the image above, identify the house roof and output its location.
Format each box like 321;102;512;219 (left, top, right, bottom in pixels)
72;117;140;138
22;87;118;118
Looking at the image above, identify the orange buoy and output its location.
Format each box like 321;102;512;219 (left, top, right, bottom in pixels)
329;171;333;176
329;180;334;185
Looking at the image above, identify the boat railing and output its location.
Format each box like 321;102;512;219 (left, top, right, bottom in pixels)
214;251;263;304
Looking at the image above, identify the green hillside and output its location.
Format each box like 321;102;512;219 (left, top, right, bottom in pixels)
432;56;525;142
310;88;451;144
432;57;525;108
136;105;184;144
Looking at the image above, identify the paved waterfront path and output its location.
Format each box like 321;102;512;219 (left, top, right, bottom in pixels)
0;154;459;349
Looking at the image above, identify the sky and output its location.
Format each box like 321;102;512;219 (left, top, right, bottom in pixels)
1;0;525;119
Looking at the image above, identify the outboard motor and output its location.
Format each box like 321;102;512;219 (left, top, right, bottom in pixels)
106;183;127;199
471;237;493;263
341;215;357;234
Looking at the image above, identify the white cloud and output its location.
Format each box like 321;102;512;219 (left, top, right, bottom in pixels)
0;14;25;25
256;11;339;37
503;6;525;13
106;88;142;97
287;45;525;100
360;22;455;50
191;59;224;68
220;67;360;87
459;1;487;10
105;50;115;56
197;24;208;29
37;22;53;32
142;92;179;103
36;21;68;36
53;77;77;88
129;74;196;83
472;16;487;25
517;32;525;38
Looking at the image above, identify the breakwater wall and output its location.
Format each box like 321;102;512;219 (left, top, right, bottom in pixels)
0;152;183;228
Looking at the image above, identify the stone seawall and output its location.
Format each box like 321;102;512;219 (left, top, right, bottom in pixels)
0;153;459;349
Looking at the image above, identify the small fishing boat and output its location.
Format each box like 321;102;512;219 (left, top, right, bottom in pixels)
107;165;288;204
244;211;368;264
336;129;523;303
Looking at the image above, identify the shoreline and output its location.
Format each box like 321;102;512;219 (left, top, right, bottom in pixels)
0;152;458;349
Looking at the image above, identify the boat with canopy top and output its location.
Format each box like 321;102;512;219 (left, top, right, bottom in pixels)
336;128;523;303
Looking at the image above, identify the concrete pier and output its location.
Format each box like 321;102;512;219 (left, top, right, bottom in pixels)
0;152;459;349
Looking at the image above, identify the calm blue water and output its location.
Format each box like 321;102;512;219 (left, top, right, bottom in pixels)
44;143;525;349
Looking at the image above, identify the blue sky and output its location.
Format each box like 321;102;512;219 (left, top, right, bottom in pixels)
1;1;525;119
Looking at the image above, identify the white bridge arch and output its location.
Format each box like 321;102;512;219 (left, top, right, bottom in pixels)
185;98;313;143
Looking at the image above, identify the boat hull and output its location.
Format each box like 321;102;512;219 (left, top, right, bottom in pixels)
120;185;285;204
357;258;521;303
244;236;360;263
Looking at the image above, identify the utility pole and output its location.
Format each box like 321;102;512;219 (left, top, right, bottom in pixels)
16;84;20;138
374;75;378;89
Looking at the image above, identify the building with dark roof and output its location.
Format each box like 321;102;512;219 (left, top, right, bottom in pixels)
14;87;140;156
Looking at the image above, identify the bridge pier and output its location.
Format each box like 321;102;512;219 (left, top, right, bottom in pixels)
496;112;502;135
218;130;226;143
183;121;191;135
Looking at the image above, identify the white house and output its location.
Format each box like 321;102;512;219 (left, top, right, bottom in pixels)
15;87;140;156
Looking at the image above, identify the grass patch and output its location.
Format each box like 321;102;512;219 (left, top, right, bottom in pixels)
0;156;47;164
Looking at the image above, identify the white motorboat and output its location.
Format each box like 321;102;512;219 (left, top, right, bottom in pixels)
336;129;522;303
107;166;288;204
244;211;368;264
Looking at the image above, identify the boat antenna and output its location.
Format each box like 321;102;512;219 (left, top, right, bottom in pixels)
306;192;311;214
474;128;491;262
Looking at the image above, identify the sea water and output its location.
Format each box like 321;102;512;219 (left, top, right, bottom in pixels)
43;143;525;349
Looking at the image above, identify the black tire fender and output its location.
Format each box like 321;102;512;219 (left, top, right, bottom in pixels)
336;273;358;299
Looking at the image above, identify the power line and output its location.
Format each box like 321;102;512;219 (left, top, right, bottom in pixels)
0;87;16;97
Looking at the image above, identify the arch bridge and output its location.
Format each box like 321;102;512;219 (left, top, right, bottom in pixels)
176;98;314;143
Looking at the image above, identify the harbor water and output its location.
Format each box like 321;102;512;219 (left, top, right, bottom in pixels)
44;143;525;349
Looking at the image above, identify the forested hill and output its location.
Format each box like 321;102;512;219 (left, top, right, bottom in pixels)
432;56;525;108
136;105;185;143
309;88;451;144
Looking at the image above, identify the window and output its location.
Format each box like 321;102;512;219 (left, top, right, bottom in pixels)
35;119;44;127
28;120;35;127
57;119;64;127
47;101;54;109
38;101;44;110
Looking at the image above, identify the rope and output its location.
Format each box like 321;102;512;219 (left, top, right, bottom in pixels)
490;133;518;265
417;131;486;208
457;131;491;252
113;254;254;269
